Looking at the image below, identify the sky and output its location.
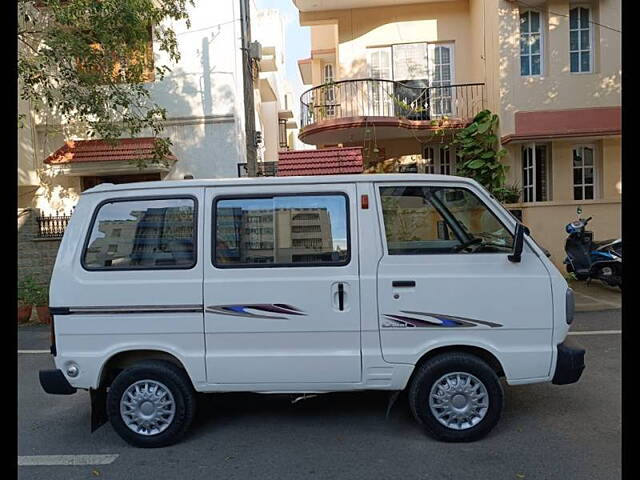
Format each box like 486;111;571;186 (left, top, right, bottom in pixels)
254;0;310;126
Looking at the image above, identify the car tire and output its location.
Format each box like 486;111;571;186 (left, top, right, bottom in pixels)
408;352;503;442
107;360;196;448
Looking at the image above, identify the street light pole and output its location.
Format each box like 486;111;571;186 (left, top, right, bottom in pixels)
239;0;257;177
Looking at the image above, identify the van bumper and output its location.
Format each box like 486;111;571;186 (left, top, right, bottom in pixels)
39;369;77;395
552;341;586;385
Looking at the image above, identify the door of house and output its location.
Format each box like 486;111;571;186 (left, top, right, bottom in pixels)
368;47;394;116
423;145;456;174
427;43;455;117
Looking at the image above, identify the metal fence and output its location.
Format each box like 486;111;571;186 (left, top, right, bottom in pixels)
35;210;73;239
300;79;485;129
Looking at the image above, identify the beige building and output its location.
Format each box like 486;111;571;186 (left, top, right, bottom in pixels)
293;0;621;268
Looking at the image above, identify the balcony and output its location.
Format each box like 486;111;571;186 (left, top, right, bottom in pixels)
299;79;484;146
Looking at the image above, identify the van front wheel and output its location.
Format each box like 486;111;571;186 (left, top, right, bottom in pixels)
408;352;503;442
106;360;196;448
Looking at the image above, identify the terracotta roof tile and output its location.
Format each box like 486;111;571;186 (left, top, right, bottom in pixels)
277;147;363;176
44;138;177;165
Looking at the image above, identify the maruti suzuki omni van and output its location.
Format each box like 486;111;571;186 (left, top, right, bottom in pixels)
39;174;585;447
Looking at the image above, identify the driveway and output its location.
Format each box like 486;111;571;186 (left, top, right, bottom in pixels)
18;310;621;480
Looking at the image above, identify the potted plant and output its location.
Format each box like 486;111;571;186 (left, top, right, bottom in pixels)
18;279;33;323
34;283;51;325
17;276;39;324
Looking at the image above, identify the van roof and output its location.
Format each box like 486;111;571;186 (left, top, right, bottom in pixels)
82;174;480;194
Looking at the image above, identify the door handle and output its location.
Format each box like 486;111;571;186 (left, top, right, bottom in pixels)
392;280;416;288
338;283;344;311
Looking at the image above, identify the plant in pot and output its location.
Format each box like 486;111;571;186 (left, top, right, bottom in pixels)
17;277;37;324
34;283;51;325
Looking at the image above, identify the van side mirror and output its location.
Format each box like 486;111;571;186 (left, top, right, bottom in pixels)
508;223;529;263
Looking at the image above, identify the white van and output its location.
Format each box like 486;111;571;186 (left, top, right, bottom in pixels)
39;174;584;447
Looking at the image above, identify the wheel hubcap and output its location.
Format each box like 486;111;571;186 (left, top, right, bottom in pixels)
120;380;176;436
429;372;489;430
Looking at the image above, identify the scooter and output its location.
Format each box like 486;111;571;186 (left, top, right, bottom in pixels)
563;207;622;289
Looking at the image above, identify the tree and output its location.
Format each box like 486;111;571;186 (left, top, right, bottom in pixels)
18;0;193;166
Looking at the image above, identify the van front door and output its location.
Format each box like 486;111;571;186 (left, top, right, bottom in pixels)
374;182;554;381
203;184;361;385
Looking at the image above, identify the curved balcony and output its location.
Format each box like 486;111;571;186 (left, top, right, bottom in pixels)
299;79;485;146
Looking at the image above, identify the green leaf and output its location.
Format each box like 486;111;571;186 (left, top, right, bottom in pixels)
467;159;486;169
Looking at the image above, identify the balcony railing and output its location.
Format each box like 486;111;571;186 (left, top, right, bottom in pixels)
300;79;485;130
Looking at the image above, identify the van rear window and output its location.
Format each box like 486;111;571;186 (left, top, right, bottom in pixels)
214;194;349;267
83;197;196;270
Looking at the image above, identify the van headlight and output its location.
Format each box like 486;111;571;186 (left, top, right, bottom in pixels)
566;288;575;325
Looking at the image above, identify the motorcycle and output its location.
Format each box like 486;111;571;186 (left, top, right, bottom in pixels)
563;207;622;289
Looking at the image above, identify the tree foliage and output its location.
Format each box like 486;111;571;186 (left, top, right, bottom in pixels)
18;0;193;166
450;109;511;200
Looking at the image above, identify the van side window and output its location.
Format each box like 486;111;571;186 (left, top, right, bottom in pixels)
379;186;514;255
83;197;196;269
214;194;349;267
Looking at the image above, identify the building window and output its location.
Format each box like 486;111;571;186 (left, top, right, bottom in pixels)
83;197;196;270
214;195;350;267
570;6;592;73
323;63;336;116
520;10;543;76
573;145;596;200
522;143;550;202
423;146;456;175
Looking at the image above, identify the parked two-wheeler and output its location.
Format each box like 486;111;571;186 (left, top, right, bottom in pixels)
563;208;622;289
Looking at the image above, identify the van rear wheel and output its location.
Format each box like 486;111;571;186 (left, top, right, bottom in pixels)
107;360;196;448
408;352;503;442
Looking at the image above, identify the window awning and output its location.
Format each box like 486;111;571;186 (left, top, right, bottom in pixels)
501;107;621;144
44;137;177;165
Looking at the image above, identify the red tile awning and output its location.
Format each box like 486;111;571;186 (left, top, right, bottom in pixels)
501;106;621;144
44;137;177;165
277;147;364;176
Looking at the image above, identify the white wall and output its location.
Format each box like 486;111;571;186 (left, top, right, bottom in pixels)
150;0;247;179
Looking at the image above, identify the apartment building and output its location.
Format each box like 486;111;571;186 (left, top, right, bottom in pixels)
293;0;621;266
18;1;298;214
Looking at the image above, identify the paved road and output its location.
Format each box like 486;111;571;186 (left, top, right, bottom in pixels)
18;310;621;480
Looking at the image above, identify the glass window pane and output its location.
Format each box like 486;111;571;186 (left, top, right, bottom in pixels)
531;55;541;75
520;11;530;33
574;187;583;200
530;11;540;32
434;46;441;63
531;34;541;54
215;195;349;266
581;51;590;72
584;167;594;184
580;7;589;28
570;52;579;72
380;186;513;254
521;57;530;76
570;30;579;51
583;147;594;165
441;47;450;64
580;30;590;50
84;198;196;269
573;168;583;185
573;149;583;167
570;8;579;29
585;186;594;199
520;37;528;55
